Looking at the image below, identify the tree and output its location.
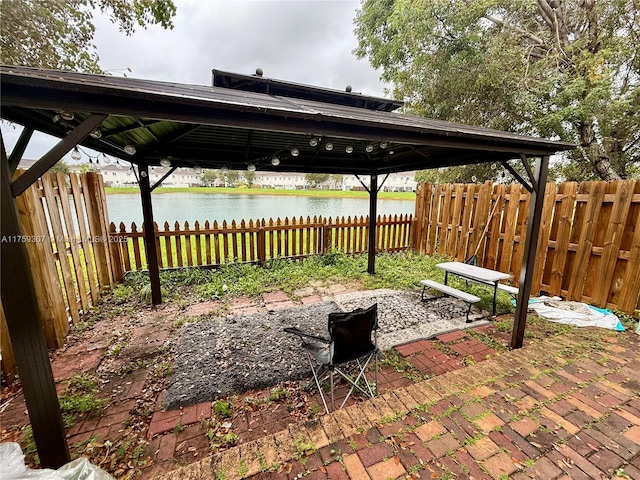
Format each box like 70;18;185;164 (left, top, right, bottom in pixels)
243;170;255;187
355;0;639;181
224;170;240;187
1;0;176;73
201;169;218;187
49;160;71;175
305;173;330;189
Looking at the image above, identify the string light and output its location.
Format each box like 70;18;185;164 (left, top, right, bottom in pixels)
247;163;256;172
271;156;280;166
124;144;136;155
90;128;102;139
345;145;353;154
290;147;299;157
380;141;388;149
160;157;172;167
309;138;319;147
325;142;334;151
71;147;81;161
365;144;374;153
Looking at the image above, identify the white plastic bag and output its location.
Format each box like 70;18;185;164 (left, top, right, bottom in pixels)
0;443;113;480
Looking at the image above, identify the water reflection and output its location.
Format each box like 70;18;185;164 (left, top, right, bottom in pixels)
107;193;415;226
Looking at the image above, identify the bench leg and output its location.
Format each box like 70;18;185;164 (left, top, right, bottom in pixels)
465;302;473;323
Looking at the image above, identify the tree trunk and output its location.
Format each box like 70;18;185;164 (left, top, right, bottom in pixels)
578;120;624;180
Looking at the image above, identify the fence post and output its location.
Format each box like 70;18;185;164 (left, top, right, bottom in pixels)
258;226;266;266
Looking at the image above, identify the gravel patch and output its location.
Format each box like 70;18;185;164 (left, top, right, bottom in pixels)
164;289;487;409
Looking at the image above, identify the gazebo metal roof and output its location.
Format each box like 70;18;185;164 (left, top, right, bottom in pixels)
1;65;572;177
1;65;573;468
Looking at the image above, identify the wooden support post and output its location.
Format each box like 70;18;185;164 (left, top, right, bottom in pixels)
511;155;549;349
1;141;70;467
367;174;378;274
139;164;162;305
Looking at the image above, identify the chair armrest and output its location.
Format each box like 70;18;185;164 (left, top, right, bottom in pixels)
283;327;329;343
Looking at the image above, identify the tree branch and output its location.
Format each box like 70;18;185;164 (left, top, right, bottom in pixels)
484;14;547;46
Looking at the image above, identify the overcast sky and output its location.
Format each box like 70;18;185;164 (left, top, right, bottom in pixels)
3;0;389;161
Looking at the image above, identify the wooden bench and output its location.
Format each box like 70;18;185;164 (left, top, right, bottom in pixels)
497;283;519;300
420;279;480;323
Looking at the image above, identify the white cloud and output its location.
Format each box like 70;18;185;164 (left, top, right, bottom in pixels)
4;0;389;159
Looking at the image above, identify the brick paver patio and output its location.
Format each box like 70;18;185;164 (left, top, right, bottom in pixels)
1;288;639;479
155;320;639;479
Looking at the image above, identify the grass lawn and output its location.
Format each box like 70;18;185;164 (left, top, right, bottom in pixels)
105;186;416;201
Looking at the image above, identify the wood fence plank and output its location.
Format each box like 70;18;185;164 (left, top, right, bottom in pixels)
426;185;439;255
447;184;464;256
0;301;17;383
204;221;212;265
69;173;99;303
195;221;203;266
591;180;634;307
532;183;557;293
545;182;577;295
484;185;505;270
213;221;220;265
438;184;452;256
174;221;183;267
467;182;490;265
163;222;172;268
497;184;520;274
42;174;80;324
120;223;132;272
56;173;89;313
83;173;113;288
456;184;474;261
615;181;640;312
183;222;192;266
568;182;605;300
14;172;68;347
510;188;530;282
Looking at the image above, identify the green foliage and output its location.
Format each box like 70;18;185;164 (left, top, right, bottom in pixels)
1;0;177;73
213;400;232;418
305;173;331;188
49;160;71;175
243;170;255;187
59;374;105;427
355;0;639;181
201;169;218;186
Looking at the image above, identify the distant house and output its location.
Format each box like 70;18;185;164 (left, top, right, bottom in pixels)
17;159;416;191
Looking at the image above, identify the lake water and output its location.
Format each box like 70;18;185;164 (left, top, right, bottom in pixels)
106;193;416;227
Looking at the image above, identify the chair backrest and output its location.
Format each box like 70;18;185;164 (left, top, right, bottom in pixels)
328;303;377;365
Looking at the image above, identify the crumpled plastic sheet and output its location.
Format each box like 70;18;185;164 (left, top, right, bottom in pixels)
0;442;113;480
527;296;625;331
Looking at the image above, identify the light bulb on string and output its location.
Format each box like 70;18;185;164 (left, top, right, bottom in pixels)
271;156;280;166
345;145;353;154
247;163;256;172
309;138;318;147
71;147;81;161
325;142;333;151
124;144;136;155
160;157;172;167
380;141;388;149
102;153;111;165
290;147;299;157
365;144;374;153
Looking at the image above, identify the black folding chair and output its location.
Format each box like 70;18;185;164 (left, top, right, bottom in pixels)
284;303;379;413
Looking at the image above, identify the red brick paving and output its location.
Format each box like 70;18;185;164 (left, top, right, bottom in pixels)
3;287;640;480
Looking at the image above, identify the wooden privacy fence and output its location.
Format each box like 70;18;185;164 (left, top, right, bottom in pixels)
109;214;414;271
1;171;115;384
413;180;640;315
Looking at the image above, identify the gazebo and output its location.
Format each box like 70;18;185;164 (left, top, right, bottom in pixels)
1;65;573;467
